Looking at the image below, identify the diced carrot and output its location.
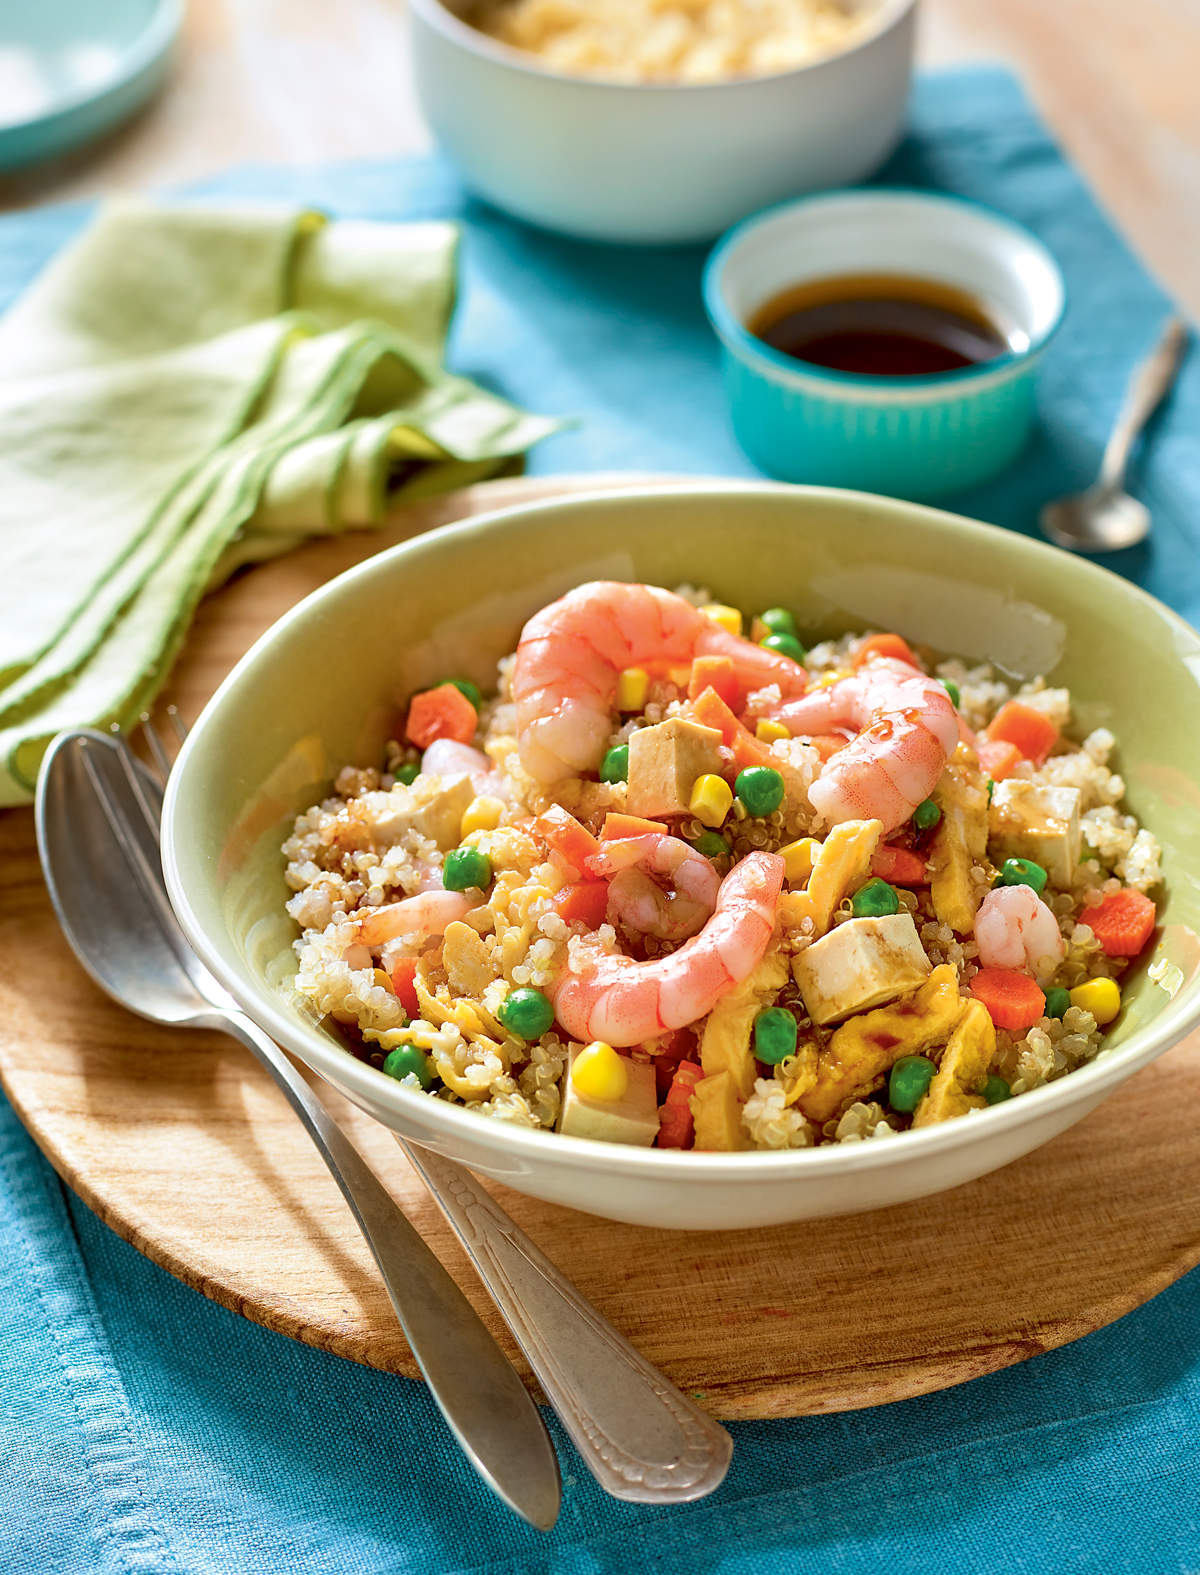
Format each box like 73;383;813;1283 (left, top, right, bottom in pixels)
688;655;743;713
853;633;916;669
533;804;599;874
810;733;849;763
405;683;477;749
601;812;666;842
656;1060;703;1148
969;967;1047;1033
689;687;772;774
977;737;1022;783
688;685;741;747
985;700;1058;766
871;845;928;885
1086;888;1157;958
552;881;610;930
390;956;420;1018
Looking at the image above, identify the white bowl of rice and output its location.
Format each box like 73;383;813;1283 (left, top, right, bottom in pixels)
408;0;917;243
162;484;1200;1231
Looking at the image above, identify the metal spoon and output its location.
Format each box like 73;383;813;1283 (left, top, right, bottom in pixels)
1040;316;1188;553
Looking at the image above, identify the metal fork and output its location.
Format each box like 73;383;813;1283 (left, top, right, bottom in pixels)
37;718;732;1511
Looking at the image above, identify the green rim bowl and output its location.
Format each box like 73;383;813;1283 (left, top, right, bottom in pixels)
161;483;1200;1231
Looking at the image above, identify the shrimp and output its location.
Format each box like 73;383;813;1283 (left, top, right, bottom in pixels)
766;657;958;832
973;885;1065;980
346;890;473;950
587;833;719;941
512;581;807;783
419;739;501;795
550;851;784;1046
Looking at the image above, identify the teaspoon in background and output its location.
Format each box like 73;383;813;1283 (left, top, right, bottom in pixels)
1040;316;1188;553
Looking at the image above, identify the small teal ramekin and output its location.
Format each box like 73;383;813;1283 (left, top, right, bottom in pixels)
703;188;1066;501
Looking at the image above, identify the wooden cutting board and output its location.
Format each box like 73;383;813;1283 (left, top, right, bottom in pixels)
2;472;1199;1421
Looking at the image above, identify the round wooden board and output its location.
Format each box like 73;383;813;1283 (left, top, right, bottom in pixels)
3;471;1200;1421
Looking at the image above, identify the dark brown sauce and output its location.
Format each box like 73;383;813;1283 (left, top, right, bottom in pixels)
747;273;1011;377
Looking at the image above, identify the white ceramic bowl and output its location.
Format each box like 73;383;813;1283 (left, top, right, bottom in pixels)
409;0;917;244
161;484;1200;1232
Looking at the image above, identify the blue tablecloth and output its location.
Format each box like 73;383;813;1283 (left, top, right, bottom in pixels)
3;67;1199;1575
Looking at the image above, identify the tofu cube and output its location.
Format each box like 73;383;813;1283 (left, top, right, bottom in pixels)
791;913;932;1027
558;1050;660;1146
625;717;724;818
356;776;476;853
988;780;1081;887
690;1070;748;1151
408;775;476;849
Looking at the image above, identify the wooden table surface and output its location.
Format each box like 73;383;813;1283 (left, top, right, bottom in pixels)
0;0;1198;319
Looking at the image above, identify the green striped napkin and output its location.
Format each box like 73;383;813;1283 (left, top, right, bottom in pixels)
0;201;558;805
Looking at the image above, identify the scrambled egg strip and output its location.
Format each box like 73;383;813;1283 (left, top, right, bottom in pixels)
795;964;964;1126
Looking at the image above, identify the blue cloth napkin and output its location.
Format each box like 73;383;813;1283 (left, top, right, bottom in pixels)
3;67;1199;1575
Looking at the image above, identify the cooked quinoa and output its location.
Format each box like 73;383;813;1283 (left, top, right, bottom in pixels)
282;584;1164;1153
464;0;870;85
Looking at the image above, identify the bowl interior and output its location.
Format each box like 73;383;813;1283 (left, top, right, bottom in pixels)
414;0;910;88
165;485;1200;1153
709;191;1064;353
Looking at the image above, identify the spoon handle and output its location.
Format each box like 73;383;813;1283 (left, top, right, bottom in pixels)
399;1138;733;1504
221;1010;561;1531
1099;316;1188;490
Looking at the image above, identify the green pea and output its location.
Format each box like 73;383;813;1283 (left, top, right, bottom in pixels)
395;761;421;786
443;845;492;892
498;987;555;1041
735;766;784;817
600;744;629;784
997;857;1048;895
382;1044;433;1089
753;1007;797;1065
760;632;807;664
942;679;961;708
888;1055;937;1113
851;878;900;918
1044;986;1072;1019
691;830;731;859
983;1075;1012;1105
913;798;941;831
440;677;482;710
759;607;798;638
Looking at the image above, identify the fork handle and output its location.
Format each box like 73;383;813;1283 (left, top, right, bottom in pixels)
219;1010;560;1531
400;1139;733;1504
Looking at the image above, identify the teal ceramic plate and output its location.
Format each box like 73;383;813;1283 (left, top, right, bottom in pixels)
0;0;182;172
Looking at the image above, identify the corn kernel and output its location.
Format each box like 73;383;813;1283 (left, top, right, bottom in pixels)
571;1041;629;1102
689;773;734;828
615;666;649;711
668;664;693;689
755;718;790;744
460;795;505;837
781;837;818;886
702;603;743;638
816;669;850;688
372;968;394;992
1069;977;1121;1025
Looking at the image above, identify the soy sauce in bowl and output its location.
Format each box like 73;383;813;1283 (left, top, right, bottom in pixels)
747;273;1014;377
